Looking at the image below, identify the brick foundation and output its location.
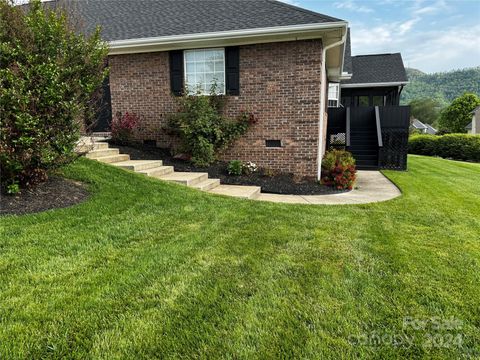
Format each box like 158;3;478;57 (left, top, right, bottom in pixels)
109;39;324;178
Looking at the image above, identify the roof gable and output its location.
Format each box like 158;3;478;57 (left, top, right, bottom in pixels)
342;53;408;85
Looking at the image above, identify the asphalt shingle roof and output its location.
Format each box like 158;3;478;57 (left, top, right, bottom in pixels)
342;53;408;85
67;0;343;41
343;28;352;74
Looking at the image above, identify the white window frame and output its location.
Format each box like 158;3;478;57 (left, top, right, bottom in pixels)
184;48;226;95
327;83;340;108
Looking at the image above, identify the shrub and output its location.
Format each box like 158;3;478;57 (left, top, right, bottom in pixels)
244;161;258;175
227;160;244;176
167;85;254;167
408;134;439;156
0;0;108;192
321;149;357;190
408;134;480;161
111;112;140;145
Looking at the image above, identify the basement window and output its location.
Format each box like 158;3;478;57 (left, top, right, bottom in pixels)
266;140;282;148
143;140;156;147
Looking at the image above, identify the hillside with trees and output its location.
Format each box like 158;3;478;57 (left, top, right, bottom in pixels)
401;67;480;106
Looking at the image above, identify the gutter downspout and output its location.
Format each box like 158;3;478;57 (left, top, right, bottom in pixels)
317;30;347;181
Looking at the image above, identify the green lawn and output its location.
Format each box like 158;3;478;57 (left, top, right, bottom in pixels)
1;155;479;359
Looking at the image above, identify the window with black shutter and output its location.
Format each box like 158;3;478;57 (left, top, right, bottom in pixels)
169;50;184;96
225;47;240;96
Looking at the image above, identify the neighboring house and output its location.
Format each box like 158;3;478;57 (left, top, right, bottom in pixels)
466;106;480;134
69;0;409;177
411;119;438;134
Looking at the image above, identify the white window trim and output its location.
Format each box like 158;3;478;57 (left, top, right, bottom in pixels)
327;83;340;108
184;47;226;95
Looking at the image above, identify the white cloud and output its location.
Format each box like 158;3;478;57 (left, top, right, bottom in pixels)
398;17;420;35
411;0;450;16
350;21;480;72
334;1;374;14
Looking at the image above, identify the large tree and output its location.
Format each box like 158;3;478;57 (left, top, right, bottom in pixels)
409;98;443;125
0;0;108;193
438;93;480;133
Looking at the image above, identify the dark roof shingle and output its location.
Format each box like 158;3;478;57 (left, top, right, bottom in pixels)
69;0;343;41
342;53;408;85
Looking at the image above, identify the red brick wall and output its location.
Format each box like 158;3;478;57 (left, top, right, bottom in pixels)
109;39;323;178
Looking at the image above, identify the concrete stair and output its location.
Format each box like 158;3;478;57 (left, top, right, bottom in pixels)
112;160;163;172
86;148;120;159
79;137;264;200
209;184;261;199
192;178;221;191
97;154;130;163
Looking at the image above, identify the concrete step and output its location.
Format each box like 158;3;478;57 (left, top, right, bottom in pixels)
93;142;109;150
76;142;109;153
137;165;174;177
208;184;261;199
86;148;119;159
157;172;208;186
96;154;130;163
112;160;163;172
191;178;221;191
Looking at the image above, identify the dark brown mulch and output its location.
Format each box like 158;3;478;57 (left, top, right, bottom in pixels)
109;142;347;195
1;177;89;216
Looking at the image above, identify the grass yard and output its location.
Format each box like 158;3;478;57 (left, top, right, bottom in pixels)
1;155;479;359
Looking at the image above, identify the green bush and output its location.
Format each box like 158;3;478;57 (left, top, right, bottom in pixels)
408;135;439;155
409;134;480;161
321;149;357;190
0;0;108;192
167;85;254;167
227;160;243;176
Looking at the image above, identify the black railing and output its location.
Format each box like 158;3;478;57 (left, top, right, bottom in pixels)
327;106;410;170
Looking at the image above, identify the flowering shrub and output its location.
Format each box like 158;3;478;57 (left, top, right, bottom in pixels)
227;160;243;176
321;149;357;190
111;112;140;144
167;85;254;166
244;161;258;174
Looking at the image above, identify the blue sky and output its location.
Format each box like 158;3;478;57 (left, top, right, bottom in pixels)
281;0;480;73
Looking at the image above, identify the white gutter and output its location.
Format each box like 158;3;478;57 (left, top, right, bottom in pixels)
317;30;347;181
109;22;348;50
341;81;408;88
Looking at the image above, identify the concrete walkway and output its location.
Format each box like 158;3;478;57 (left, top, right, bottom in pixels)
256;170;401;205
78;137;401;205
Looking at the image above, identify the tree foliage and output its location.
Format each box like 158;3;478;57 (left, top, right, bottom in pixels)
438;93;480;133
0;0;108;192
408;98;442;125
401;67;480;106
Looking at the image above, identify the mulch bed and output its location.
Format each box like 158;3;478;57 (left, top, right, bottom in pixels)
109;142;347;195
1;176;89;216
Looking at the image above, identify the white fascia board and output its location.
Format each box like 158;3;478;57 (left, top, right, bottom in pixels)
108;22;348;55
341;81;409;88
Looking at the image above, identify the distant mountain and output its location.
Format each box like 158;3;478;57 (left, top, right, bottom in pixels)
401;67;480;106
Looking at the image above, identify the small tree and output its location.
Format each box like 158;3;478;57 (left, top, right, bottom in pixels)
0;0;108;193
409;98;442;125
438;93;480;133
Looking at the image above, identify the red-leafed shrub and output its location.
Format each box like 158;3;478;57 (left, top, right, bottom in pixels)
111;112;140;144
321;149;357;190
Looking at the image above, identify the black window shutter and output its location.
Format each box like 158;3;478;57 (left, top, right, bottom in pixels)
169;50;184;96
225;47;240;96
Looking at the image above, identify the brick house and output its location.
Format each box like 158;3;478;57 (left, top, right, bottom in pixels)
80;0;409;178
